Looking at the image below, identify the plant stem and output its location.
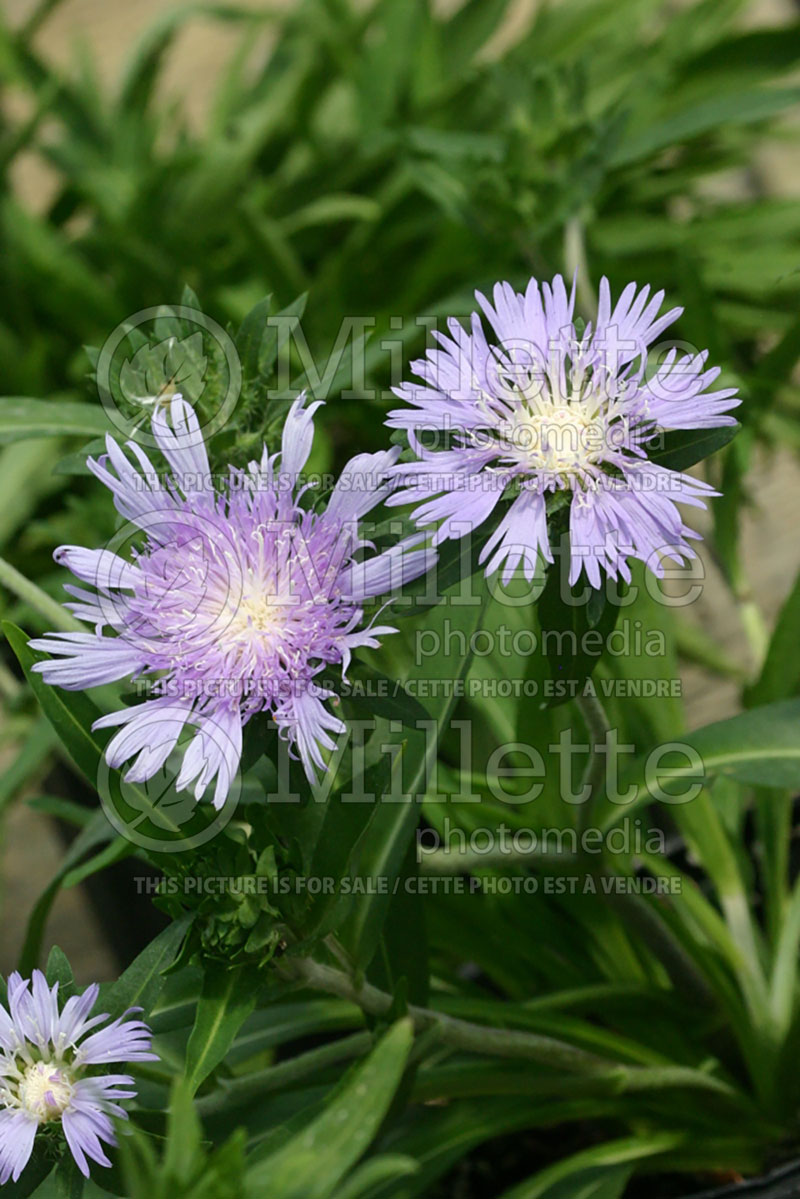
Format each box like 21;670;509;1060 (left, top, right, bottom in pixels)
196;1031;372;1116
575;689;611;834
564;216;596;322
283;956;611;1073
279;956;733;1098
0;556;80;633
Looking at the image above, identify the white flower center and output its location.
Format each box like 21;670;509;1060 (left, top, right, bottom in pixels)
18;1061;73;1122
504;400;601;475
225;588;286;639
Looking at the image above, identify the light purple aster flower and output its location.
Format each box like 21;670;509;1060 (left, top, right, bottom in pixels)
0;970;155;1182
386;275;740;589
30;395;433;802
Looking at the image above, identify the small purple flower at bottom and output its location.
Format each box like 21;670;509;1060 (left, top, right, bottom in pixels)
0;971;156;1183
387;275;740;589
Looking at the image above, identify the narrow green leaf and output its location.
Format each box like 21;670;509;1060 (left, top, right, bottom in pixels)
745;569;800;707
340;592;490;971
612;87;800;166
246;1019;414;1199
184;964;260;1095
499;1134;680;1199
0;397;109;443
330;1154;418;1199
538;544;624;708
162;1078;203;1185
3;623;107;781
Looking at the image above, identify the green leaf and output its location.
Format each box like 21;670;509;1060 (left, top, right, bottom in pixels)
648;422;740;472
677;700;800;790
45;946;75;996
280;195;381;235
330;1154;418;1199
444;0;515;69
116;8;184;113
52;437;107;477
369;836;429;1007
27;795;93;828
101;915;192;1018
356;0;428;135
162;1078;204;1185
259;292;308;381
499;1134;681;1199
600;699;800;829
246;1019;414;1199
744;568;800;707
339;662;430;728
300;756;394;938
53;1153;84;1199
611;87;800;166
3;622;109;782
184;963;260;1095
0;397;109;443
235;294;273;380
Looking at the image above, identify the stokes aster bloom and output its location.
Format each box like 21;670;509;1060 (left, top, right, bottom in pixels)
386;275;739;588
0;971;155;1182
30;395;432;804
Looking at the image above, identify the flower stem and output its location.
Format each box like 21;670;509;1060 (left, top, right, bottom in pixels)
283;956;611;1073
564;216;596;322
196;1031;372;1116
575;688;611;834
279;955;733;1097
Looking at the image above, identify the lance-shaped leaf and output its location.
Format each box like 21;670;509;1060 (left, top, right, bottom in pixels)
184;963;261;1096
246;1019;413;1199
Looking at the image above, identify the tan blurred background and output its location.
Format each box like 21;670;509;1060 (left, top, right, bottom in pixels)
1;0;799;982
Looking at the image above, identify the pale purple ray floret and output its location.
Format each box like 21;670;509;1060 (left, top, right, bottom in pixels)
30;395;433;806
0;970;155;1183
386;275;740;588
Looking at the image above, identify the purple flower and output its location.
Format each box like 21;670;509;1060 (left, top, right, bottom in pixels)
0;970;155;1182
30;395;433;803
386;275;739;589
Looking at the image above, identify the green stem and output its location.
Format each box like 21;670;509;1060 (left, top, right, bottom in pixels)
280;957;733;1098
564;216;596;322
575;689;611;834
196;1031;372;1116
0;556;80;633
285;956;610;1073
